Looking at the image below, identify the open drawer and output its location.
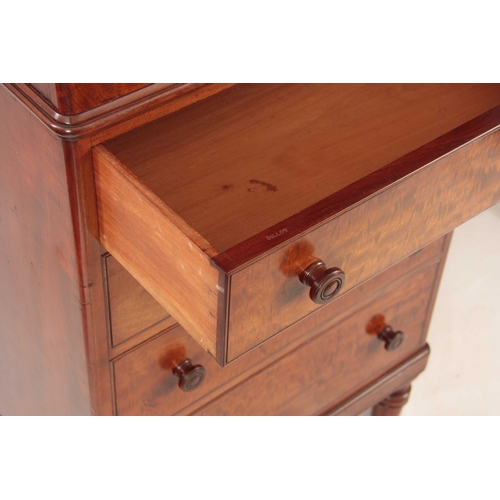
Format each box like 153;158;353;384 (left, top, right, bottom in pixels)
93;84;500;365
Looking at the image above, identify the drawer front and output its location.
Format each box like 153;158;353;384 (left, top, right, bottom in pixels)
105;255;175;347
227;129;500;360
193;267;437;416
113;254;441;416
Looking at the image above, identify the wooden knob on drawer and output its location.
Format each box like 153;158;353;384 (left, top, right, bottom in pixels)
173;359;206;392
378;326;404;351
299;260;345;304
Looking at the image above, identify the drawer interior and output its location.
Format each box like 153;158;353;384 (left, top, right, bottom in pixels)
105;255;175;347
94;84;500;365
102;84;500;252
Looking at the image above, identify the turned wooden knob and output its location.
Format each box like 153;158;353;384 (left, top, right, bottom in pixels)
173;359;206;392
299;260;345;304
378;326;404;351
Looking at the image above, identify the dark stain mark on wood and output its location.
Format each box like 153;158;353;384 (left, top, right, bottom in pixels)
280;240;316;277
366;314;386;335
247;179;278;193
159;345;187;371
222;184;232;190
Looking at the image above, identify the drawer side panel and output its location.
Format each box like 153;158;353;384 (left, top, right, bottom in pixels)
105;255;176;347
94;147;221;358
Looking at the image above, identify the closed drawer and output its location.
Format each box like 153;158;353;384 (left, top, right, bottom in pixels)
194;266;438;416
113;250;442;416
94;84;500;364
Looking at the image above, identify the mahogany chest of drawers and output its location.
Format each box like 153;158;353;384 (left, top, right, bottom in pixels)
1;83;500;415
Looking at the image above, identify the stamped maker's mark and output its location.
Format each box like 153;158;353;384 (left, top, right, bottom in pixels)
266;228;288;241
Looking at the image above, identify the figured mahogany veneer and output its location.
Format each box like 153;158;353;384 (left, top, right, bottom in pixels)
8;83;235;140
113;237;446;416
2;81;499;416
0;87;96;415
227;129;500;360
30;83;153;115
192;266;435;416
0;82;233;415
94;84;500;365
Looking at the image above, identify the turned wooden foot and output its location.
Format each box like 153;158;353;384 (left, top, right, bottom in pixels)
372;385;412;416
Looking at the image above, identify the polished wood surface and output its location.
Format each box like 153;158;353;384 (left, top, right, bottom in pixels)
112;236;446;415
1;82;234;414
94;145;222;359
95;84;500;363
104;84;500;252
113;242;445;415
172;359;207;392
30;83;153;115
30;83;58;106
216;103;500;270
328;352;427;416
299;260;346;304
192;267;437;416
109;235;445;357
3;82;494;416
372;385;412;416
105;255;175;347
62;138;114;416
228;127;500;360
7;84;235;140
0;86;93;415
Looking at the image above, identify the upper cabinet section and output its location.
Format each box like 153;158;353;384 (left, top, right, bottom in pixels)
6;84;235;139
30;83;153;115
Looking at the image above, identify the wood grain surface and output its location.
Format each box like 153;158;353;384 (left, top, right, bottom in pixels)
326;349;428;416
2;81;473;415
96;85;500;363
7;84;235;140
30;83;58;107
93;146;222;359
372;385;412;416
62;138;114;416
192;266;437;416
227;128;500;360
30;83;153;115
104;84;500;252
0;86;92;415
105;255;175;347
113;240;445;415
